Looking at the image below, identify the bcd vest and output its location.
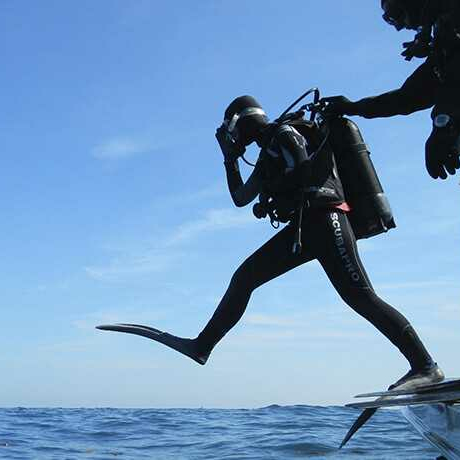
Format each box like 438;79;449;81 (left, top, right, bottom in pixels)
258;120;345;223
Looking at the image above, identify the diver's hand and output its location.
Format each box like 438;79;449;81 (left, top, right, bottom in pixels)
321;96;357;118
401;27;432;61
215;125;245;163
425;118;460;179
401;39;431;61
402;40;431;60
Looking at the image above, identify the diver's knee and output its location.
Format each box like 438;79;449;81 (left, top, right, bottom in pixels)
230;262;255;293
338;286;375;308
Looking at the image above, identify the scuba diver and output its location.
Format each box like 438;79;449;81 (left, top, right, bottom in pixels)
323;0;460;180
98;94;444;391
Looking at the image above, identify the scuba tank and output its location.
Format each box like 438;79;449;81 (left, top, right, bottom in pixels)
252;88;396;243
326;117;396;239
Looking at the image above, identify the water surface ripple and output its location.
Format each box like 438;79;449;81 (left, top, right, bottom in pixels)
0;406;440;459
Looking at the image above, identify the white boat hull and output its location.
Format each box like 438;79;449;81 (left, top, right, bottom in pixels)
401;404;460;460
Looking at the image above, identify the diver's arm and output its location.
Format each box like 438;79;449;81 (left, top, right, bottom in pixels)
267;125;311;193
215;125;262;207
353;61;438;118
224;160;262;207
323;61;438;119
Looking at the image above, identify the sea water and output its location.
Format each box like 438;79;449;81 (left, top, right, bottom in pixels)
0;406;441;459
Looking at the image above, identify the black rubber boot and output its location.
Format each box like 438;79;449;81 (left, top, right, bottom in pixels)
389;363;445;391
398;325;435;369
190;338;212;365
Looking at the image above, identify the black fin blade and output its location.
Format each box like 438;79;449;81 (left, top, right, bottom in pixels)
340;408;378;449
95;323;209;365
96;323;162;339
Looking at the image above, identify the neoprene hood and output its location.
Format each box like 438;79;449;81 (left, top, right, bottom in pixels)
223;96;268;146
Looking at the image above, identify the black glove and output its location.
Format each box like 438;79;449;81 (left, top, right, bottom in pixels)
401;28;432;61
425;116;460;179
321;96;357;118
215;125;245;164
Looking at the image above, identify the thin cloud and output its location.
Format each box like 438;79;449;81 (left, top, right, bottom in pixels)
244;312;369;338
86;207;254;282
376;280;455;291
165;208;255;246
356;238;376;253
235;325;371;344
146;183;227;216
439;303;460;313
92;137;156;160
437;302;460;321
161;183;226;207
246;313;305;328
85;251;175;282
73;307;163;331
423;215;460;236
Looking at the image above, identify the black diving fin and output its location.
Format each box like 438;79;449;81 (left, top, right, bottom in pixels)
340;407;378;448
96;323;209;365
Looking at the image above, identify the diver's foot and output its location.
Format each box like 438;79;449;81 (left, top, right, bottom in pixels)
190;338;212;365
389;363;445;391
188;339;211;365
96;323;211;365
163;335;211;365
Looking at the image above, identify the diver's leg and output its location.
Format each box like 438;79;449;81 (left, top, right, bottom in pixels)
196;223;315;359
314;210;443;388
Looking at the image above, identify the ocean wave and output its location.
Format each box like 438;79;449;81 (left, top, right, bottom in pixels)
0;406;439;459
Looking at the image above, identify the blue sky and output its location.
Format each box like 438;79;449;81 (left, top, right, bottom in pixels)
1;0;459;408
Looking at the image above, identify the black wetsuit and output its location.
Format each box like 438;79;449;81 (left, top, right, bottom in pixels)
196;121;433;371
349;53;460;120
348;1;460;120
